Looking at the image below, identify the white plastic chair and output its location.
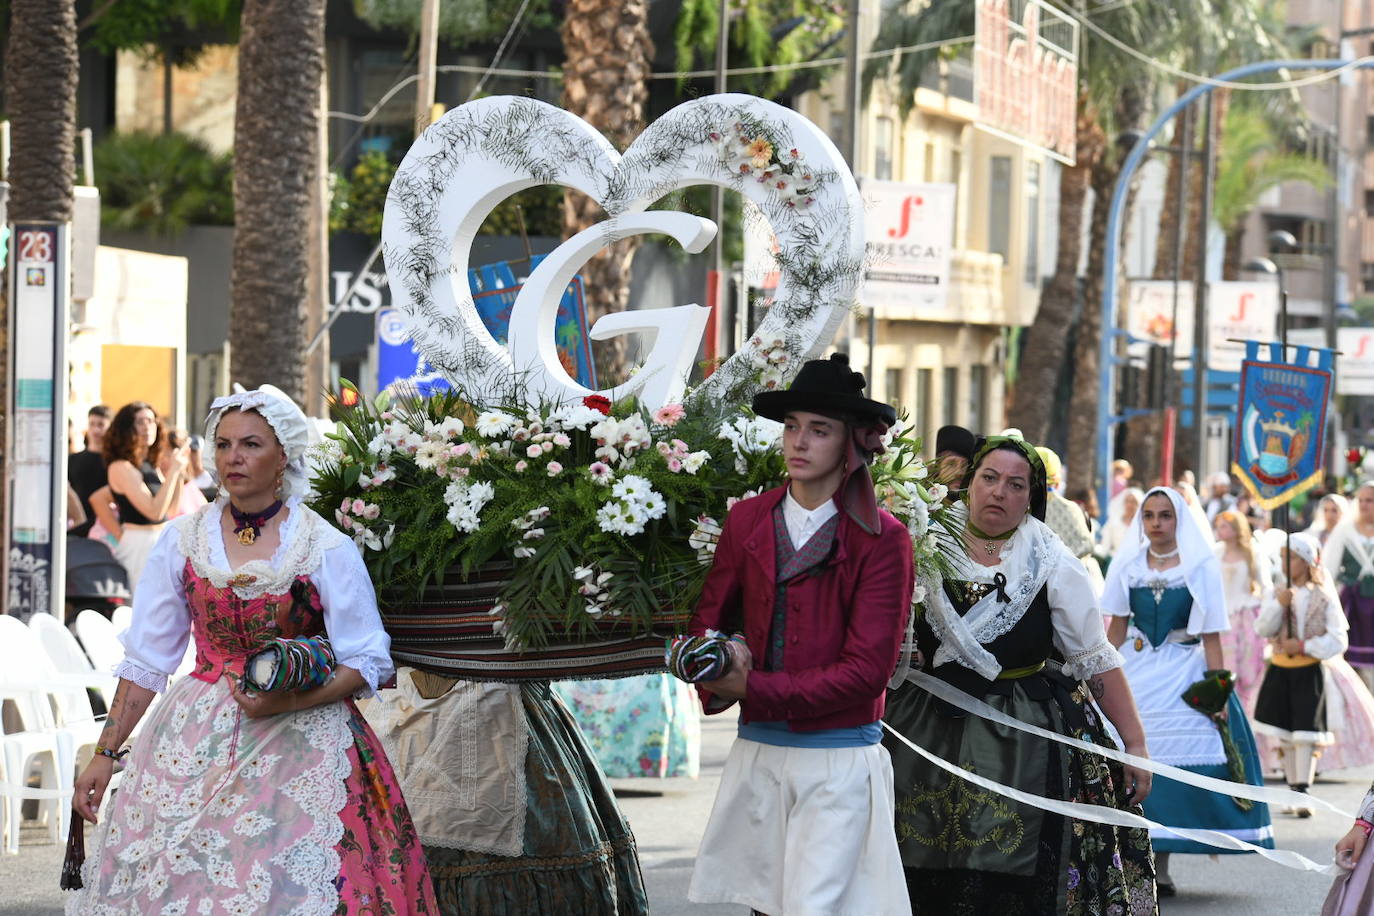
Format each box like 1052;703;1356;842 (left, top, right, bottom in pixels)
74;610;125;679
0;616;95;851
111;605;133;634
0;617;104;742
29;613;118;710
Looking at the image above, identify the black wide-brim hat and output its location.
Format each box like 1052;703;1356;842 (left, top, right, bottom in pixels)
752;353;897;427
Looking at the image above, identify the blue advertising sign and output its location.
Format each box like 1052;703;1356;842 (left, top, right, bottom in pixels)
377;257;596;392
1232;340;1334;510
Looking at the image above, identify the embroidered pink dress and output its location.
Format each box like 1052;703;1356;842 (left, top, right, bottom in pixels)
68;499;436;915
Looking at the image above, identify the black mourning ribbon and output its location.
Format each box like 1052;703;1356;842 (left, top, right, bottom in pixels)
992;572;1010;603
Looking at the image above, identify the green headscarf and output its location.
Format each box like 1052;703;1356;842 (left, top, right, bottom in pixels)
964;435;1049;522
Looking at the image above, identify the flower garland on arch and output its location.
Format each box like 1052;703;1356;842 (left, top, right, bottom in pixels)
380;93;866;413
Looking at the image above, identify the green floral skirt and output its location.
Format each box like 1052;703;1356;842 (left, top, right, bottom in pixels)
884;671;1157;916
424;683;649;915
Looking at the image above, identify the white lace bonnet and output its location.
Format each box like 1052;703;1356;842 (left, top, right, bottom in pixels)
204;385;311;498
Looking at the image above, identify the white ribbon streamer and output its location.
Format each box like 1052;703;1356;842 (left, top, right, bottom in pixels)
900;668;1355;819
880;721;1339;876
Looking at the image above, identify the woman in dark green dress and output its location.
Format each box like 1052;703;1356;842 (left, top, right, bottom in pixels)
884;436;1157;915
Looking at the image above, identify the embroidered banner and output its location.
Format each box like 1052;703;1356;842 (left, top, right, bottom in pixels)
1232;341;1334;511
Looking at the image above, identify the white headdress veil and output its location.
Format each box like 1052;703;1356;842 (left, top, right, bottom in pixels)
1101;486;1227;632
1306;493;1350;536
204;385;311;499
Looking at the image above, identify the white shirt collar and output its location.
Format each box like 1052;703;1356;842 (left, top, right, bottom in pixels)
783;488;838;550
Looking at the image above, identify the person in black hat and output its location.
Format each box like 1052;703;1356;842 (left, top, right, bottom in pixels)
934;424;977;489
685;353;916;916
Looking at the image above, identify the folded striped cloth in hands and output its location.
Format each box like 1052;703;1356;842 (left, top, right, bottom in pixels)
665;630;745;683
244;635;336;692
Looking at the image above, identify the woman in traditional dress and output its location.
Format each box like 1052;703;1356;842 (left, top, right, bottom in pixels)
1321;482;1374;691
1327;780;1374;914
1306;493;1351;548
69;386;437;913
1103;487;1274;897
1213;509;1271;716
1097;486;1144;564
885;436;1156;915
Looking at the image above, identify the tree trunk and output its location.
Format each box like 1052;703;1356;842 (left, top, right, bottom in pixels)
1152;82;1195;281
1066;83;1149;494
1222;229;1243;281
1180;89;1230;289
7;0;78;224
229;0;325;403
1007;94;1105;443
560;0;652;386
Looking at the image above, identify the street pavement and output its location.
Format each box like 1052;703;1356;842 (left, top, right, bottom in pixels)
6;712;1368;914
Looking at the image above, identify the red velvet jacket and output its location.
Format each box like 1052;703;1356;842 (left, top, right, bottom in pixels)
689;485;915;731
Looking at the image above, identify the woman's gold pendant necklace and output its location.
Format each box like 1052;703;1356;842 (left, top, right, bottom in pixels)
984;532;1013;556
229;499;284;548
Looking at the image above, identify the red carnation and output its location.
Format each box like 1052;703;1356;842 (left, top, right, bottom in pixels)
583;395;612;416
1348;448;1363;466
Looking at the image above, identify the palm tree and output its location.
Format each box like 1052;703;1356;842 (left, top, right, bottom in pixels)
560;0;653;383
228;0;326;402
6;0;77;223
3;0;79;541
1214;104;1331;280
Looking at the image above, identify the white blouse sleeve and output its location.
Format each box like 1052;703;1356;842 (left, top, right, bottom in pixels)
312;530;394;697
1047;543;1123;679
1254;592;1284;639
114;523;192;693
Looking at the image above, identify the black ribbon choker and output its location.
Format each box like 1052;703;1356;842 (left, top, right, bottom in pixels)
230;499;284;546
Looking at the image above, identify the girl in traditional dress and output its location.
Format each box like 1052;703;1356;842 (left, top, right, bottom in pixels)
1321;482;1374;691
886;436;1156;916
69;386;437;913
1103;487;1274;897
1306;493;1351;547
1277;530;1374;778
1213;510;1271;716
1252;533;1348;817
1327;780;1374;914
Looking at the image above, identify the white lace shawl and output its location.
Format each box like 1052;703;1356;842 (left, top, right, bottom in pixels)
924;516;1121;681
115;498;393;695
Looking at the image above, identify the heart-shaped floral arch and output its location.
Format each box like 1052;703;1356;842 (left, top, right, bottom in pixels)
381;93;865;411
